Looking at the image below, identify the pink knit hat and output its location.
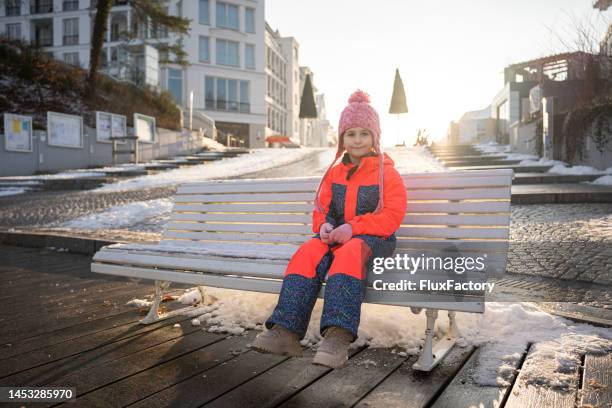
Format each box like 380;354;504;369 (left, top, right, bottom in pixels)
314;90;385;214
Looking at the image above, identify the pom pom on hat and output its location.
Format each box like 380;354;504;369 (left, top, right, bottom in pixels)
348;89;370;104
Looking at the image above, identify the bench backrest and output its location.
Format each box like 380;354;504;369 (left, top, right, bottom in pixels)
163;169;512;278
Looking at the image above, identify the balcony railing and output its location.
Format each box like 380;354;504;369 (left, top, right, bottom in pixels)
63;35;79;45
30;1;53;14
63;0;79;11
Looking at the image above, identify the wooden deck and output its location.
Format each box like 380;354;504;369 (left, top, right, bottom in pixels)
0;244;610;408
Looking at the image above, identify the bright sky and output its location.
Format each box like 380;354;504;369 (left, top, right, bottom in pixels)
266;0;611;146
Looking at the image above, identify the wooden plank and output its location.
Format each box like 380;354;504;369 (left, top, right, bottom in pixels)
94;250;287;278
355;346;475;408
203;347;365;408
579;354;612;408
0;310;141;360
408;188;510;201
162;230;309;244
0;285;159;345
504;344;580;408
404;175;512;189
396;239;509;253
0;315;198;383
277;348;406;407
166;221;313;235
171;212;312;224
173;203;313;213
404;214;510;226
174;192;315;204
407;201;510;213
431;346;522;408
39;326;230;399
398;227;509;240
126;333;289;408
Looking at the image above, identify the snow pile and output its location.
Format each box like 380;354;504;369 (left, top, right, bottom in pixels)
591;175;612;185
475;142;511;154
503;153;539;161
126;298;152;308
175;287;612;387
95;148;318;192
547;164;604;175
519;157;565;166
60;198;173;229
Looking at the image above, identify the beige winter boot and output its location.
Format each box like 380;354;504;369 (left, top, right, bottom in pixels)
312;326;353;368
249;325;303;357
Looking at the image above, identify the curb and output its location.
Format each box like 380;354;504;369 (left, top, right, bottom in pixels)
0;230;117;256
511;192;612;204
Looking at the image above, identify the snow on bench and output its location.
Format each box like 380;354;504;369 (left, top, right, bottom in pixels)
91;168;513;371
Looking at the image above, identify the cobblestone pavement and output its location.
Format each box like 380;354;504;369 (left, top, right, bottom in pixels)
509;203;612;287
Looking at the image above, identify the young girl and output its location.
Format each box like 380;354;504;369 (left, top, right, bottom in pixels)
250;90;407;368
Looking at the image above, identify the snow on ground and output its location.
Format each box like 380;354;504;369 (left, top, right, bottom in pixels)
474;142;511;154
591;175;612;185
547;163;606;175
0;188;27;197
166;287;612;388
95;148;319;192
60;198;173;229
389;146;445;173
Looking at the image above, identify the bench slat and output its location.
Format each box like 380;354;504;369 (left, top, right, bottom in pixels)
162;231;308;244
173;192;315;203
91;262;485;312
167;221;313;235
398;227;509;240
173;201;511;214
408;188;510;200
170;213;510;227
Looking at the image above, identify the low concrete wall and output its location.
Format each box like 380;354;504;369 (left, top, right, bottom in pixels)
0;126;204;176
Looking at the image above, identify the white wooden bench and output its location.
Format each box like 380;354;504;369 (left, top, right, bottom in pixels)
91;168;513;371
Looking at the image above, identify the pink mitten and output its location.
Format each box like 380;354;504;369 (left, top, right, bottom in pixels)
329;223;353;244
319;223;334;244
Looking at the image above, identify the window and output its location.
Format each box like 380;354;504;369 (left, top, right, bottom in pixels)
205;76;250;113
205;76;215;109
245;44;255;69
5;0;20;16
217;78;226;110
228;79;238;111
63;18;79;45
30;0;53;14
199;36;209;62
168;68;183;105
63;52;79;66
199;0;209;24
216;39;239;66
5;23;21;40
239;80;249;113
245;7;255;33
63;0;78;11
216;2;239;30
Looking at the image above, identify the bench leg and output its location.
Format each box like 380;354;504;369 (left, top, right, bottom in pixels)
140;282;209;324
412;309;459;372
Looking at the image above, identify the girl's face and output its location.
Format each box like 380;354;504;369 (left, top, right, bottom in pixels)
344;127;373;161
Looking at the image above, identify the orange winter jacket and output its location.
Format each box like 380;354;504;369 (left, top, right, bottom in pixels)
312;152;407;238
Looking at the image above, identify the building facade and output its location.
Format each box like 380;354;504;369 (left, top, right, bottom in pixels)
1;0;267;148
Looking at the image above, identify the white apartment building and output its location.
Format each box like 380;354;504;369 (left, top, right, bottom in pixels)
1;0;267;148
264;23;288;140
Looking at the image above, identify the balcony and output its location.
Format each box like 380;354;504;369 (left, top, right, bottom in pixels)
30;0;53;14
31;20;53;47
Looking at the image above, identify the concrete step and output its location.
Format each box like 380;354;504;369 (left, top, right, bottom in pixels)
442;159;523;166
514;173;603;184
449;164;553;173
512;183;612;204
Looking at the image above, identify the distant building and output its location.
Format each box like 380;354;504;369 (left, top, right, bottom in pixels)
451;106;496;144
0;0;267;148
